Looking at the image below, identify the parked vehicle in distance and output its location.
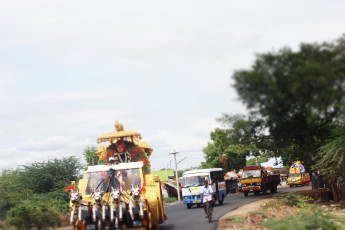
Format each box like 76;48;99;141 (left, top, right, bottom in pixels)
181;168;226;209
241;166;280;196
287;161;311;187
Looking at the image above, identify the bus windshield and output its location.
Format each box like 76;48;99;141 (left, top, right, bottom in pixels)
242;170;261;179
84;168;141;195
182;174;208;187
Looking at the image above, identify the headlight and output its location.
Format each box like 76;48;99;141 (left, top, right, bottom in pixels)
256;182;261;185
242;184;246;187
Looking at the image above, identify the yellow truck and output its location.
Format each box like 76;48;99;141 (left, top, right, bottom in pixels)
287;161;310;187
67;121;166;229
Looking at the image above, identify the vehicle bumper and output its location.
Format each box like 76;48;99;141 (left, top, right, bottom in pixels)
241;186;261;191
288;182;302;185
182;195;202;204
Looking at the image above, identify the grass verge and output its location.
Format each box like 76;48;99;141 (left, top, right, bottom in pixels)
163;197;178;203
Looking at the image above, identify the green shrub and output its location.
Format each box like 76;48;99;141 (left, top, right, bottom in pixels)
261;200;281;211
261;208;343;230
226;215;244;222
163;197;178;203
280;192;313;208
249;210;268;218
0;156;82;220
6;199;61;230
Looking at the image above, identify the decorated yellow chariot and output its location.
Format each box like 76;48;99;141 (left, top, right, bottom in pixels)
67;121;166;230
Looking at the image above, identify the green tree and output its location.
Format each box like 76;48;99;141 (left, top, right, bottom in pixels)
20;156;82;194
0;156;82;227
232;35;345;169
203;115;267;171
83;145;99;166
0;169;32;218
216;114;265;146
313;121;345;201
246;153;270;166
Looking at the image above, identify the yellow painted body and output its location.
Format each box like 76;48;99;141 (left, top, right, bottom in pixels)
241;178;262;185
287;167;310;186
69;122;166;229
241;177;263;192
70;164;165;229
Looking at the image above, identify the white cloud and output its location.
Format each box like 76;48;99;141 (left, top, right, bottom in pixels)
18;136;68;152
0;69;20;90
0;147;18;158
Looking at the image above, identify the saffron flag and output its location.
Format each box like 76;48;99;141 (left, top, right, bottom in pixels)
64;186;73;192
140;182;146;194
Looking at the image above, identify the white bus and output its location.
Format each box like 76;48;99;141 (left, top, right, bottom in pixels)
181;168;226;209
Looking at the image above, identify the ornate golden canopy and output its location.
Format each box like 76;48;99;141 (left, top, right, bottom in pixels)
97;120;142;144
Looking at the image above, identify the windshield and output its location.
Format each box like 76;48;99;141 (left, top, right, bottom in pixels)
242;170;261;179
289;173;300;178
84;168;141;195
182;174;208;187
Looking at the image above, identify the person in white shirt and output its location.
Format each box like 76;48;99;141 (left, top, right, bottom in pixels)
201;178;214;218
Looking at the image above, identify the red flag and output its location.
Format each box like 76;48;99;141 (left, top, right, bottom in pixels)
140;182;146;194
64;186;73;192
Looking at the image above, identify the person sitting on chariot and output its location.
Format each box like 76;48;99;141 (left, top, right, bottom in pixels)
114;140;131;164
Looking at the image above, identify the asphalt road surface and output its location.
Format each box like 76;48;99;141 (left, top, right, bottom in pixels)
160;185;308;230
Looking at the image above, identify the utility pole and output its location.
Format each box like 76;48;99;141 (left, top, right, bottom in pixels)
170;149;181;201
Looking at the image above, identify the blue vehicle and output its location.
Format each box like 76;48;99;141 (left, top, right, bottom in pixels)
181;168;226;209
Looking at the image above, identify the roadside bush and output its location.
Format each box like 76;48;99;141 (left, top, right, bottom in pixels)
248;210;268;218
6;198;61;230
226;215;244;222
0;156;82;228
280;192;313;208
0;169;33;219
163;197;178;203
261;200;282;211
261;208;343;230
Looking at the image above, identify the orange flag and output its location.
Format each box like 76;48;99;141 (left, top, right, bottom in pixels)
140;182;146;194
64;186;73;192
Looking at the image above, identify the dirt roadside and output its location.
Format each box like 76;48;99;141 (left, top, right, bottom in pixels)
218;187;310;230
218;198;281;230
217;186;345;230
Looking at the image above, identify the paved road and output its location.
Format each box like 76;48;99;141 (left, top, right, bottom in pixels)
160;185;308;230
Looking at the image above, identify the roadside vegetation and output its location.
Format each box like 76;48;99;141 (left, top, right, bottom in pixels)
163;197;178;203
222;192;345;230
0;156;82;229
262;192;345;230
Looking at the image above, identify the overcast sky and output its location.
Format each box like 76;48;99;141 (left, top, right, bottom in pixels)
0;0;344;171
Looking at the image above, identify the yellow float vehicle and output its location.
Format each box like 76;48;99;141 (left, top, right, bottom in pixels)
68;121;166;229
287;161;311;187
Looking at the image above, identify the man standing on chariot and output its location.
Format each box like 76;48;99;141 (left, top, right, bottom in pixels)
113;140;131;164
